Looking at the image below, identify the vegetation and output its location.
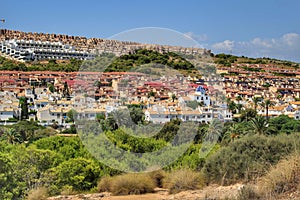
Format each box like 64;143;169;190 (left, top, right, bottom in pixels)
105;49;195;72
214;53;299;69
0;112;299;198
163;169;205;194
202;134;299;185
0;56;83;72
98;173;156;195
257;154;300;196
26;187;49;200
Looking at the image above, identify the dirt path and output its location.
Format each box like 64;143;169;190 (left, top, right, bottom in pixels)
47;183;299;200
47;184;244;200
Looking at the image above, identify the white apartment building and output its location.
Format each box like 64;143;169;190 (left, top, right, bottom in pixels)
0;39;95;61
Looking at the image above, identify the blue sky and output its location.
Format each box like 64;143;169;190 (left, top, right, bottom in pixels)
1;0;300;62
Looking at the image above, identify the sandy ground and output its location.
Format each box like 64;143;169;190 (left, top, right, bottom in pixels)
47;184;243;200
48;184;300;200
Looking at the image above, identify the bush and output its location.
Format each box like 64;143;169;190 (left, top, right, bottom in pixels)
163;169;205;194
202;134;300;185
60;185;76;195
148;170;166;188
26;187;48;200
110;173;156;195
258;154;300;197
236;185;261;200
97;176;113;192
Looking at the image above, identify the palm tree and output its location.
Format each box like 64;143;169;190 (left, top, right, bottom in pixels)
252;97;261;112
205;119;223;142
4;128;22;144
227;100;237;114
250;115;268;135
261;99;275;121
236;95;242;103
222;123;242;144
236;103;243;114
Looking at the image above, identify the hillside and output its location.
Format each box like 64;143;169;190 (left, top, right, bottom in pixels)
213;53;299;68
1;51;298;74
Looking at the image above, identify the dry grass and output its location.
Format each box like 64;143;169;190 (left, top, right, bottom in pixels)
27;187;49;200
60;185;77;195
97;176;113;192
98;173;156;195
148;170;166;188
257;154;300;197
236;185;261;200
163;169;205;194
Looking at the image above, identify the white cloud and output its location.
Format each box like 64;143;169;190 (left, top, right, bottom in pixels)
251;38;273;48
184;32;208;42
211;40;235;51
282;33;300;46
210;33;300;62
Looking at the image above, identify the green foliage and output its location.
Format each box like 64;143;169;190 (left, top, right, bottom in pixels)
0;56;83;72
239;108;257;122
186;100;201;109
0;152;18;200
19;97;29;120
105;49;195;72
33;136;92;160
203;133;300;185
0;113;300;198
215;53;238;66
66;109;77;123
47;158;102;191
48;83;55;93
105;128;167;153
155;119;181;142
4;120;47;143
61;124;77;134
80;53;116;72
3;128;22;144
249;116;269;135
128;106;145;124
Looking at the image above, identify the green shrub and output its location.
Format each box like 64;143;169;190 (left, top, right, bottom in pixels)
202;134;300;185
110;173;156;195
163;169;205;194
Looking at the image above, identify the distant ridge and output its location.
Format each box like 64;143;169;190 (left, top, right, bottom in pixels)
0;29;211;56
